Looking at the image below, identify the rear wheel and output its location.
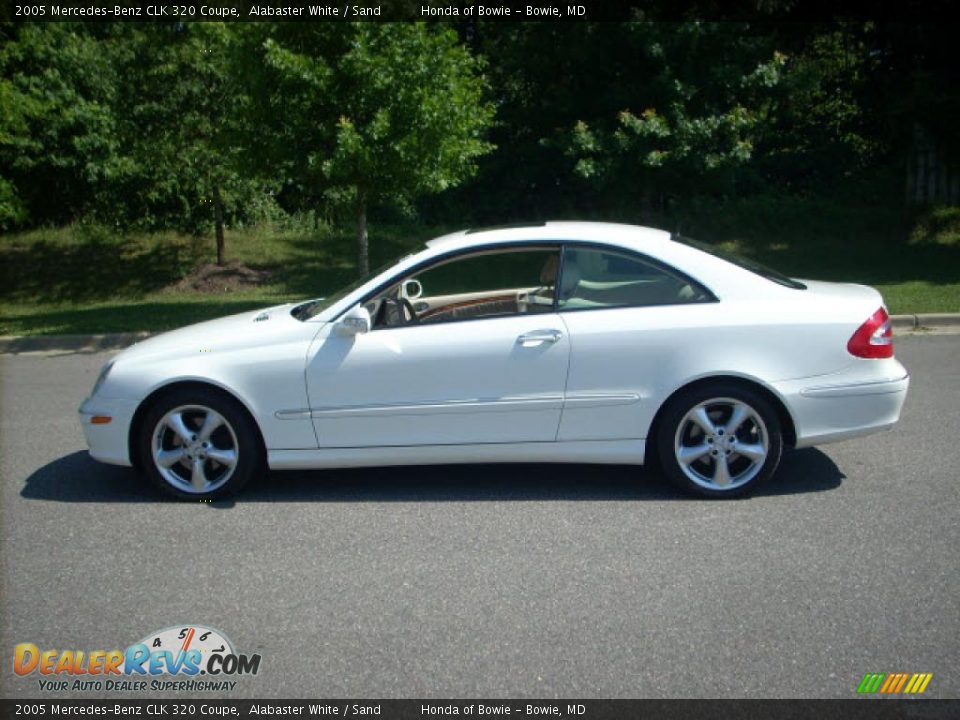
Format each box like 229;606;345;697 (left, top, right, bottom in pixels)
139;387;262;500
656;383;782;498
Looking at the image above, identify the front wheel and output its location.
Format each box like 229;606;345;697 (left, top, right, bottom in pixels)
656;383;783;498
139;387;263;500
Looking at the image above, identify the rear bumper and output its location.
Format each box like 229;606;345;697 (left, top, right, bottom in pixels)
78;396;138;466
778;371;909;448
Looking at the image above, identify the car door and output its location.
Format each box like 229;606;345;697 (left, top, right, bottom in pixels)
554;243;717;441
304;245;571;448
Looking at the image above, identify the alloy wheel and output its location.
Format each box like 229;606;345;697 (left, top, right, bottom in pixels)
673;397;769;492
151;404;239;494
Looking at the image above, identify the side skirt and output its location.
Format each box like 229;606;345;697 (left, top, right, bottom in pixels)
268;439;646;470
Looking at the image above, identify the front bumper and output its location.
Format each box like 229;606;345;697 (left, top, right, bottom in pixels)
777;371;910;448
78;396;139;466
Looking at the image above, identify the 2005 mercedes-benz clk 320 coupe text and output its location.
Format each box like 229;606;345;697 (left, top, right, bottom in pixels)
80;222;909;499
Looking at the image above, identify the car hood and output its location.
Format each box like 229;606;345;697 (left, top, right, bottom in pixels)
114;302;316;365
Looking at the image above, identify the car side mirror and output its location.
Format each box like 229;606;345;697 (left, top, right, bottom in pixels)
402;279;423;299
337;305;371;336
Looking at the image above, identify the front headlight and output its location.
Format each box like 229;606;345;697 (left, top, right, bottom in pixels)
91;361;114;397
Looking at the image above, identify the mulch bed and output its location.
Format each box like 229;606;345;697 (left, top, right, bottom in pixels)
174;260;271;293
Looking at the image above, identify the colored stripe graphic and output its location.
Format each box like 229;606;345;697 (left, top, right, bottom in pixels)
857;672;933;694
857;673;886;693
880;673;908;695
905;673;934;694
880;674;898;693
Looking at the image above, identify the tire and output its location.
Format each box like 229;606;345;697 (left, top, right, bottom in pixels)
138;386;263;500
656;382;783;499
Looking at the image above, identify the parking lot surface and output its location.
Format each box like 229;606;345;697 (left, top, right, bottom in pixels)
1;334;957;698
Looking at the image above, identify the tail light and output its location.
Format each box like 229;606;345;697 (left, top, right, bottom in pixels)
847;307;894;359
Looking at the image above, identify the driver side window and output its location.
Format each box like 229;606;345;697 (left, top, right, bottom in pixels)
367;246;560;329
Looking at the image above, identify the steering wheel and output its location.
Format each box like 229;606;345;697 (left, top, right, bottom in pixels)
378;296;419;326
398;297;420;324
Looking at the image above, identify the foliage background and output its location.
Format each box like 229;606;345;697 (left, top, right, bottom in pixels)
1;13;959;333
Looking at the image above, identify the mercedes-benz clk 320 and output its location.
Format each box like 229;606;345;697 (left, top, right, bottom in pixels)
79;222;909;499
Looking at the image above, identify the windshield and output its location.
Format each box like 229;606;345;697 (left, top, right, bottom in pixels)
674;235;806;290
291;250;420;321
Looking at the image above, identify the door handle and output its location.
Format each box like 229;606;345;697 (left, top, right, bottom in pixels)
517;329;563;346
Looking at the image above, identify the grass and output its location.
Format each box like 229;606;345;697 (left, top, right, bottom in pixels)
0;221;446;336
670;197;960;315
1;204;958;336
739;233;960;314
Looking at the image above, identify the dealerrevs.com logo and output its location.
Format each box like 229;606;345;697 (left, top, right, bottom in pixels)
14;625;261;692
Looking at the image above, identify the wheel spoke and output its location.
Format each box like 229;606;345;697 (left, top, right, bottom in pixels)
198;411;224;441
156;448;186;468
735;443;767;461
678;443;712;465
206;447;237;467
190;458;208;491
690;407;717;435
725;403;749;435
166;412;194;443
712;455;731;487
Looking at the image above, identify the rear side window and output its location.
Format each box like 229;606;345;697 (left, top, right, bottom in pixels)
557;246;713;310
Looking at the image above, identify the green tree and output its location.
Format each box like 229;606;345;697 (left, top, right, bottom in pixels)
256;23;494;276
0;23;121;226
0;75;29;228
449;20;897;224
236;23;338;226
551;23;787;213
112;23;262;264
746;24;883;194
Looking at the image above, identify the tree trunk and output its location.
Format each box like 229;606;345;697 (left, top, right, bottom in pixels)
356;199;369;277
213;184;226;267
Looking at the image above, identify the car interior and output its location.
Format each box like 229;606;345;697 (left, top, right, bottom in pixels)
365;245;710;329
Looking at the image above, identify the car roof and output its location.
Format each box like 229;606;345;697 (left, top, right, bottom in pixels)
425;221;672;252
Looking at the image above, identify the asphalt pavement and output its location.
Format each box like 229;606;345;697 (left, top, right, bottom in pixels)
1;334;957;699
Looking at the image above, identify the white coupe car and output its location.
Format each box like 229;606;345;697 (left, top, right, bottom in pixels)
79;222;909;499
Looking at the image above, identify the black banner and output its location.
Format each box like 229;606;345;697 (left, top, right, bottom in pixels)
2;700;960;720
3;0;959;23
